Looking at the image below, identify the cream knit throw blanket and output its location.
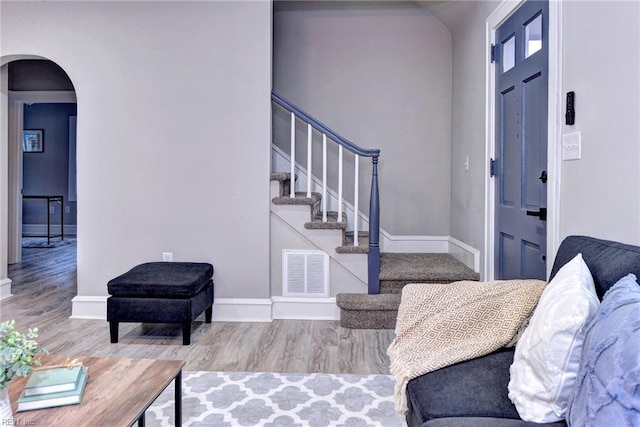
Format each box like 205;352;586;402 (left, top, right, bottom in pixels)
387;279;547;415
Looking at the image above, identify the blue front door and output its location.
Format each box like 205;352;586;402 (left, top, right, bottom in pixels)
495;1;549;280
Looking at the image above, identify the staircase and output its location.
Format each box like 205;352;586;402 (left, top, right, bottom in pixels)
271;172;479;330
271;91;479;329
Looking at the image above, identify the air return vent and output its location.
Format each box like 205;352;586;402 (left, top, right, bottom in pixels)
282;250;329;297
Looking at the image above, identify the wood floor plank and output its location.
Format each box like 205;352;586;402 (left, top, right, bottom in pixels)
2;241;395;374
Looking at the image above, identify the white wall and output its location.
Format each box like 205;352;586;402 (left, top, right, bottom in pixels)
273;1;452;236
431;0;499;278
560;0;640;245
1;2;273;305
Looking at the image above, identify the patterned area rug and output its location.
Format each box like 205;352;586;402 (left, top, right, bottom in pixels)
146;371;403;427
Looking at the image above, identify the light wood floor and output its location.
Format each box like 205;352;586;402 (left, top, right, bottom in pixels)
2;240;395;374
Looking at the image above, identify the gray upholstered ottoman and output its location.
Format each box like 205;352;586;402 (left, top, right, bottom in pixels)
107;262;214;345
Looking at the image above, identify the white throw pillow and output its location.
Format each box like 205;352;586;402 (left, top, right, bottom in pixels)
508;253;600;423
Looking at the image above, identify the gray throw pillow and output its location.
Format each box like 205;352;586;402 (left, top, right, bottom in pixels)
567;273;640;426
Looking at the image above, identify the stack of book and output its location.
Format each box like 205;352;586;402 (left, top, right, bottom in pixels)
16;365;88;412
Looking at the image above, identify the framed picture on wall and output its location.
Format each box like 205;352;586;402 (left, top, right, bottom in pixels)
23;129;44;153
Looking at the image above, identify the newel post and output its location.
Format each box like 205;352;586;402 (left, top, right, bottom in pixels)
368;156;380;294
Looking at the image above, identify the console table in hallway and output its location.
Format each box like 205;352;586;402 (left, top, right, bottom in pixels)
23;195;64;244
8;355;184;426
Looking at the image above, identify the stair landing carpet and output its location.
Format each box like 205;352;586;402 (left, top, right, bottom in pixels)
146;371;402;427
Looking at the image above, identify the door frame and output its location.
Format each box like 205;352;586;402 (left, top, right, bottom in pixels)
7;90;77;265
484;0;563;280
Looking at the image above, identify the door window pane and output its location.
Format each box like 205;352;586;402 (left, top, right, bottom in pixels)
503;35;515;73
525;14;542;58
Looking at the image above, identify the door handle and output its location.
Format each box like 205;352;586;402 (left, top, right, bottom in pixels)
526;207;547;221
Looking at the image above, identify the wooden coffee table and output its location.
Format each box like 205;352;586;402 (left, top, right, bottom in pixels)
8;355;185;426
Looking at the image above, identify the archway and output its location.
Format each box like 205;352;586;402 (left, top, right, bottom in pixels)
0;56;77;298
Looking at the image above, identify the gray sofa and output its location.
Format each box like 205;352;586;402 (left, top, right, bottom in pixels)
405;235;640;426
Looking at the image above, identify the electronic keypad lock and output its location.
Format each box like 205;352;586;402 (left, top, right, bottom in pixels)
566;91;575;125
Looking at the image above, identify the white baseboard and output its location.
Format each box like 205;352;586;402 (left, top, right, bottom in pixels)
448;237;481;273
381;234;450;253
272;297;340;320
215;297;340;321
68;296;341;322
70;297;274;322
0;278;13;301
71;295;108;319
211;298;273;322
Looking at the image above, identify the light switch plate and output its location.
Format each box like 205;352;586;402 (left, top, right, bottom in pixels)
562;132;581;161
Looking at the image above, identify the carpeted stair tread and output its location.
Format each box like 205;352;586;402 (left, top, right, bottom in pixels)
270;172;297;197
336;245;369;254
344;231;369;246
272;192;321;206
379;252;479;282
336;293;401;310
304;211;347;230
270;172;295;182
336;293;401;329
336;231;370;253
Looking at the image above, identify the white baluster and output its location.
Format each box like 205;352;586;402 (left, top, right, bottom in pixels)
307;124;312;198
338;146;343;223
354;154;359;247
290;112;295;198
322;134;327;222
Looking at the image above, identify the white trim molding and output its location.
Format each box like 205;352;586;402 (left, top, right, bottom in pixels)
449;237;481;274
0;278;13;301
69;296;341;323
69;297;274;322
71;295;108;319
380;234;449;253
212;298;273;322
213;297;341;322
272;296;339;320
546;0;564;274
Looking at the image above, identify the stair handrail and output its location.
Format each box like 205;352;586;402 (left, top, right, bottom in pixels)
271;91;381;294
272;92;380;159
